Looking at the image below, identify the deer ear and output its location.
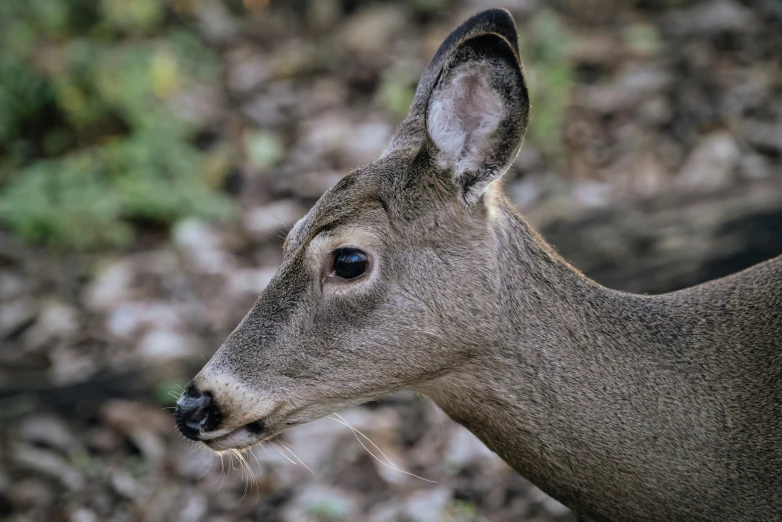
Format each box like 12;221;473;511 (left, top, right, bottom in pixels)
426;32;529;204
383;10;529;204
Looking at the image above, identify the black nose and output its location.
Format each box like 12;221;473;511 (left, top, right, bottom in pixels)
175;383;222;440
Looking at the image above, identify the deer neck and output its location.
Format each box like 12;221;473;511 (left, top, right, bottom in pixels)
418;197;666;518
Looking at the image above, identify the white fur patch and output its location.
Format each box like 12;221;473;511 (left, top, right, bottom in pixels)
427;62;505;177
194;368;278;432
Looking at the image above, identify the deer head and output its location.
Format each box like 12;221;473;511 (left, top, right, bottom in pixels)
176;9;529;451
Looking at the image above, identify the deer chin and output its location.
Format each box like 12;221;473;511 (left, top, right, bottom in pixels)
199;420;270;451
199;394;383;452
198;412;307;452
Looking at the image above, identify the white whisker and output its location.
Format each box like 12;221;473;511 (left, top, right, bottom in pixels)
279;440;315;475
327;414;435;483
270;440;297;465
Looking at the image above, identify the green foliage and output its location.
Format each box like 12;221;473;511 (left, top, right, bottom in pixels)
0;57;56;147
0;134;233;249
305;499;352;521
444;500;485;522
100;0;165;33
244;130;285;170
519;9;574;162
0;0;234;250
154;377;190;406
377;60;418;122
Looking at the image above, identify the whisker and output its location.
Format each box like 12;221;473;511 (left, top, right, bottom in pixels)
225;451;234;486
232;451;242;485
230;451;239;472
244;449;260;497
231;449;252;500
216;452;227;490
326;414;435;483
241;447;261;503
230;450;245;494
171;424;189;442
330;413;396;467
269;440;297;465
249;446;264;473
240;450;256;488
248;447;265;503
197;449;214;479
279;440;315;475
210;451;222;487
281;439;315;459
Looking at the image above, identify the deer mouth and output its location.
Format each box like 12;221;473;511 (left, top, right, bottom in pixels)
201;420;267;451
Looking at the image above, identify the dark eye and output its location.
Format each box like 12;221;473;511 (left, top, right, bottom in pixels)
332;248;369;280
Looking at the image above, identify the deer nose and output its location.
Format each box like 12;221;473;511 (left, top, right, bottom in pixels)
175;383;222;440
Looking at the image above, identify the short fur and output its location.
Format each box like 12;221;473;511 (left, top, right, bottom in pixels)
178;9;782;521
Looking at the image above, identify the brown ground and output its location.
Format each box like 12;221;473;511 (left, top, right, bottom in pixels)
2;1;781;521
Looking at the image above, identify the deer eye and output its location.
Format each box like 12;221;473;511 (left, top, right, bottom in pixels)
332;248;369;280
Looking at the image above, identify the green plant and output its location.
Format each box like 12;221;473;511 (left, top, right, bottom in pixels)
305;500;352;521
519;9;574;162
445;500;484;522
377;60;419;122
0;0;234;250
154;377;190;406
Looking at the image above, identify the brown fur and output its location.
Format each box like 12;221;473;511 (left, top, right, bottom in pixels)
178;9;782;521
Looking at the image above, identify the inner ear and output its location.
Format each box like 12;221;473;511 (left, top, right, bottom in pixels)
425;34;528;204
427;62;505;170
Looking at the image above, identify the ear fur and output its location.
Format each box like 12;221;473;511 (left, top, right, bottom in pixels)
384;9;529;205
427;33;527;203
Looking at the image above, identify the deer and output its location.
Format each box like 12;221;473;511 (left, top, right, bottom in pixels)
176;9;782;521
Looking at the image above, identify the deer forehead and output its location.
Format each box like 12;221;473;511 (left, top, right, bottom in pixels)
308;227;385;256
287;199;389;261
284;164;406;254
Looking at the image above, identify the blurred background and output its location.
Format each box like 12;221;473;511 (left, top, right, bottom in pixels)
1;0;781;520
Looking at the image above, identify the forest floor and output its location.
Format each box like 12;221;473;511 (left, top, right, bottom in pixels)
1;1;781;521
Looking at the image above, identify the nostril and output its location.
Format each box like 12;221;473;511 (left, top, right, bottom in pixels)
184;392;211;429
175;386;221;440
